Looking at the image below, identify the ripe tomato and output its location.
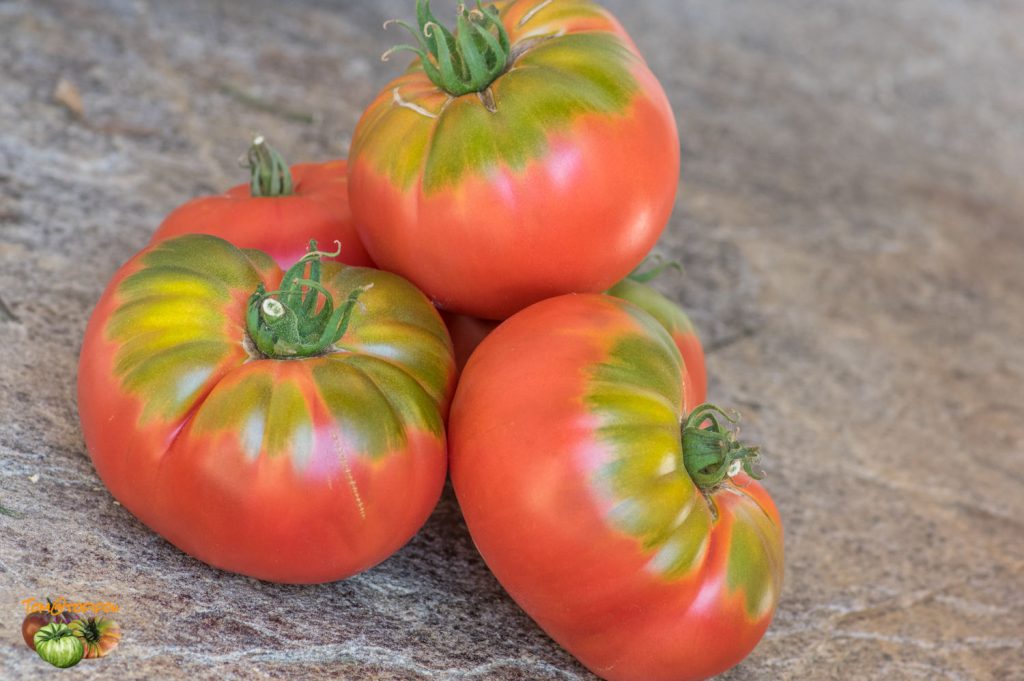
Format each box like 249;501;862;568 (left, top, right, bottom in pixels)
152;137;372;268
78;235;454;583
69;617;121;659
349;0;679;319
21;603;78;651
449;294;783;681
442;278;707;412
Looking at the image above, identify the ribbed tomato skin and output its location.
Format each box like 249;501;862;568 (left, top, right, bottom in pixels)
78;235;453;583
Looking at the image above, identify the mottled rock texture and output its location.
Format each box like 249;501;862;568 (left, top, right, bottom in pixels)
1;0;1023;679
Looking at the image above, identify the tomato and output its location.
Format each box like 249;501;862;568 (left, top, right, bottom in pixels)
34;623;84;668
21;602;79;651
349;0;679;319
151;137;372;268
69;617;121;659
449;294;783;681
439;310;498;375
22;613;48;650
442;278;707;411
78;235;454;583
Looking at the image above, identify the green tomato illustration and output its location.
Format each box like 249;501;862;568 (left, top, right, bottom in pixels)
33;623;84;668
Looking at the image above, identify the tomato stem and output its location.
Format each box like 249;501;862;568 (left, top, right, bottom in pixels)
383;1;511;97
246;241;371;359
627;254;684;283
246;135;294;197
681;403;763;490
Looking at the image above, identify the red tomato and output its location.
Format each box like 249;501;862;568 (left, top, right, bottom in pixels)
152;138;372;268
21;603;78;651
442;278;707;412
22;613;47;650
349;0;679;319
78;236;454;583
439;310;498;375
449;294;783;681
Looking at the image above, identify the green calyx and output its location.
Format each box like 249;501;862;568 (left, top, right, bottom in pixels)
627;254;683;284
246;241;370;359
681;404;764;491
246;135;294;197
383;0;511;97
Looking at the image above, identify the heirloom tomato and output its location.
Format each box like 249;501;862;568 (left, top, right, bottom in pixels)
442;277;707;411
349;0;680;319
69;617;121;659
449;294;783;681
34;624;84;668
21;601;79;651
151;137;372;268
78;235;454;583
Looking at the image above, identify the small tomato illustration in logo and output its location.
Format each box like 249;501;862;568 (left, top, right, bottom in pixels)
70;617;121;658
33;623;84;668
21;600;79;651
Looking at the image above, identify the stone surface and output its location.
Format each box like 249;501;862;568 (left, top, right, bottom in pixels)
1;0;1023;679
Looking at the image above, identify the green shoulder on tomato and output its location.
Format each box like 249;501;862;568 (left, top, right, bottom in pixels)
350;0;679;319
78;235;454;583
449;294;782;681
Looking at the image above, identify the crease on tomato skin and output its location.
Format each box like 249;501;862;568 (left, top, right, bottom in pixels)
139;291;277;467
567;494;779;680
321;268;456;414
728;475;785;531
140;258;278;470
81;245;256;518
328;352;450;429
721;485;785;613
336;305;455;375
155;394;447;582
154;406;446;582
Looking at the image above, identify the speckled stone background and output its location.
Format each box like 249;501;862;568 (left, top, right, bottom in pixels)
2;0;1023;679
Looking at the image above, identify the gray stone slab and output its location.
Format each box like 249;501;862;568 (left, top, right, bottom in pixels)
1;0;1022;679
